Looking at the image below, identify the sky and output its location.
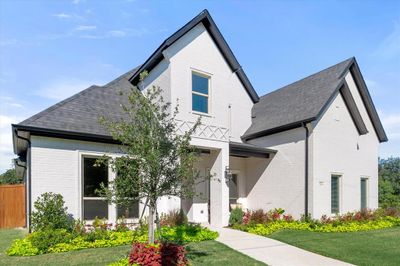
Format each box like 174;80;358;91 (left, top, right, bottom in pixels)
0;0;399;173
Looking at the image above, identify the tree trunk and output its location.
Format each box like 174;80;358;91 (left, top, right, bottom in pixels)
155;209;161;240
148;205;155;243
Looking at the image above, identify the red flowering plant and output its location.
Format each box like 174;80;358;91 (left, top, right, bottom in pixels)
129;242;189;266
249;209;268;224
242;212;251;225
283;214;293;222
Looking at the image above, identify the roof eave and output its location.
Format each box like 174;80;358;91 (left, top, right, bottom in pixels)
242;117;316;141
12;124;119;150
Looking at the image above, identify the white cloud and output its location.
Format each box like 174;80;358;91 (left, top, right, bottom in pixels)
108;30;127;37
72;0;82;4
36;79;98;100
374;20;400;59
74;25;97;31
80;28;147;39
0;115;24;173
0;96;25;110
52;13;72;19
381;113;400;140
0;39;18;47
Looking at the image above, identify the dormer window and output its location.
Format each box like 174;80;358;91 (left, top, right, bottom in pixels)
192;72;210;114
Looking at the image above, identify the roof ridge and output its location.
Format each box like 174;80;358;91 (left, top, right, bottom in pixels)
105;66;140;87
260;57;354;99
19;85;101;125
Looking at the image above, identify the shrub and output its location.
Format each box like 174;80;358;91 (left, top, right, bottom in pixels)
160;209;188;227
229;207;243;225
249;209;267;224
28;229;74;253
7;238;39;256
31;192;73;231
161;224;218;243
115;217;130;232
129;242;188;266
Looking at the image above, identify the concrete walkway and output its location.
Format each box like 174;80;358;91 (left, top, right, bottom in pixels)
215;227;354;266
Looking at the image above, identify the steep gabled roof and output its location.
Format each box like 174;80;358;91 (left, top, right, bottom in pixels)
242;57;388;142
14;67;139;141
128;9;259;103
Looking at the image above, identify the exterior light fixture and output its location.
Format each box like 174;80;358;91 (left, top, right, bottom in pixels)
225;166;232;181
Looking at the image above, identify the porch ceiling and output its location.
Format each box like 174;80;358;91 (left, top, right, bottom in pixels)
229;141;276;158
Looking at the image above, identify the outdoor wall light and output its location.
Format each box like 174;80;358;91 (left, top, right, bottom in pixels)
225;166;232;181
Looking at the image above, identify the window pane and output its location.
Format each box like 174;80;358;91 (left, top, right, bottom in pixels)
331;175;339;213
192;74;208;94
192;94;208;113
361;179;367;209
84;200;108;220
229;174;238;199
84;157;108;197
117;202;139;219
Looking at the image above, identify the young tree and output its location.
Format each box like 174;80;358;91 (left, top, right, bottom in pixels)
379;157;400;207
0;168;22;185
99;77;201;243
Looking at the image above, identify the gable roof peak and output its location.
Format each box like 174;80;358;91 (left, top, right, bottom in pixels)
243;56;387;143
128;9;259;103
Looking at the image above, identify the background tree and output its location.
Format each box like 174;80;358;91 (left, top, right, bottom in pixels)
379;157;400;208
99;79;201;243
0;168;22;185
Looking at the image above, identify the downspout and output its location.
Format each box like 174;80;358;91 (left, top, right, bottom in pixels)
15;130;32;232
302;123;309;218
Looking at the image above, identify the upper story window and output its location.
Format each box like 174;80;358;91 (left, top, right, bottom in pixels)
192;72;210;114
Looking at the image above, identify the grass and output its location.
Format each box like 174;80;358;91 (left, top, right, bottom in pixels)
0;229;265;266
186;240;265;266
268;227;400;266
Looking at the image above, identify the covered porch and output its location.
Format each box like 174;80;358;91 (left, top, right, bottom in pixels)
182;140;276;227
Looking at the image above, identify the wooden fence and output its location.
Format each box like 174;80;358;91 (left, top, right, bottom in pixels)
0;184;26;228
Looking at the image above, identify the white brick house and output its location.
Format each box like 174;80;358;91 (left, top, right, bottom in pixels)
12;10;387;228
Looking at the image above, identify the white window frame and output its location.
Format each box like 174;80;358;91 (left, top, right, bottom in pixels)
191;70;211;115
80;154;112;222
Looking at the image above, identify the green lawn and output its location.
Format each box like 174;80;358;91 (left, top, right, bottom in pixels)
269;227;400;266
0;229;264;266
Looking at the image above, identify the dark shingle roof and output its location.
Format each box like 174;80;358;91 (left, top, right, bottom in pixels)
18;67;139;137
242;58;354;140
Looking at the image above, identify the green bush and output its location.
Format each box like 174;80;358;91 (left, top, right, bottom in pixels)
160;209;188;226
229;207;243;225
7;238;39;256
28;229;74;253
31;192;73;231
161;224;219;243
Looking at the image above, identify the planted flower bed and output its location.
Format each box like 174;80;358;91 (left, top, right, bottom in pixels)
7;193;218;257
230;207;400;236
7;223;218;256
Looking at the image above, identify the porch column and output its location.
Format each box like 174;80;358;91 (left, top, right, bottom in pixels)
210;144;229;227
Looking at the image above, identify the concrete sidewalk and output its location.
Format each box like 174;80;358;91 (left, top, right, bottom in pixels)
215;227;354;266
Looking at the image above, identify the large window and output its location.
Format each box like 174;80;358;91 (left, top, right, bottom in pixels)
361;178;368;210
192;72;209;113
331;175;340;214
83;157;108;220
